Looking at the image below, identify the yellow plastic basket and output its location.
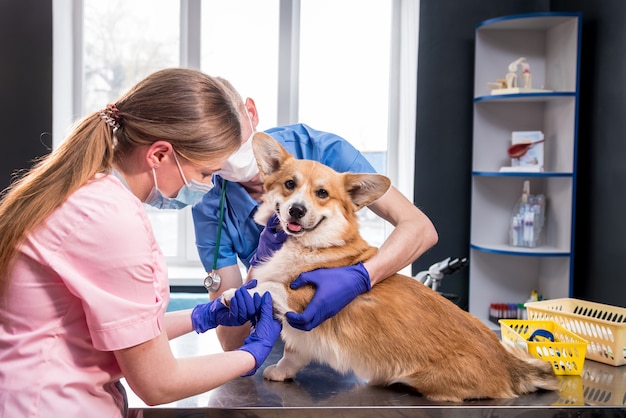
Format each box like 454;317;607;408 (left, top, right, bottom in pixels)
525;298;626;366
500;319;588;375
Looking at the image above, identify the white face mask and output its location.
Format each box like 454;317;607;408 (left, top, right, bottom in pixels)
217;108;259;182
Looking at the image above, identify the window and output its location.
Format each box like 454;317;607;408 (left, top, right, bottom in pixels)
299;0;392;247
53;0;419;284
200;0;280;131
83;0;180;112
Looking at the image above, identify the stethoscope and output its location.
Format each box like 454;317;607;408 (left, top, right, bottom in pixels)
203;178;227;292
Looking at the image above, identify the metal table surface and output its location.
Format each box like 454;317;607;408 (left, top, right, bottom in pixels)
126;330;626;417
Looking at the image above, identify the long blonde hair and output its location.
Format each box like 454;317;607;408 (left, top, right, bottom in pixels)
0;68;241;294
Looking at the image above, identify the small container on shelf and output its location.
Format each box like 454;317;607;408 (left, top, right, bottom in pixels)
489;302;527;325
509;180;545;248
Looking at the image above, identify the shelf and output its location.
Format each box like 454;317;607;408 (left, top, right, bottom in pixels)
476;12;582;31
471;176;573;253
470;243;571;257
469;250;573;328
474;13;580;97
472;171;573;177
473;98;576;173
469;12;580;325
474;92;576;102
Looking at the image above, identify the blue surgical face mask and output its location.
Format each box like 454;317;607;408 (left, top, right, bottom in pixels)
145;152;214;209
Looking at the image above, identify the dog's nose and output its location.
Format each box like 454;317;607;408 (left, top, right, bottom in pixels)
289;203;307;219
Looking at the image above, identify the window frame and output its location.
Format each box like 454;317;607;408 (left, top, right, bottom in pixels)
52;0;419;282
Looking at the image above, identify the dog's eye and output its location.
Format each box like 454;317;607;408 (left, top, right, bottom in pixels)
316;189;329;199
284;179;296;190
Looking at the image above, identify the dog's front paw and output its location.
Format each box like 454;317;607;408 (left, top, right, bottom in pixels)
263;364;295;382
220;288;236;307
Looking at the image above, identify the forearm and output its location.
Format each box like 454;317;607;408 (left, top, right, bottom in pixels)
365;187;438;285
216;323;252;351
117;332;255;406
164;309;195;340
155;351;255;404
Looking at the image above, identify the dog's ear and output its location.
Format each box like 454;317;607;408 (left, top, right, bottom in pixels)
344;173;392;210
252;132;292;177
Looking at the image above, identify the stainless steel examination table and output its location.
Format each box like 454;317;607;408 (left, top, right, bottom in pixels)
126;329;626;417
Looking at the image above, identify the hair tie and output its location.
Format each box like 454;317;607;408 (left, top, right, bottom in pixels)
99;103;121;130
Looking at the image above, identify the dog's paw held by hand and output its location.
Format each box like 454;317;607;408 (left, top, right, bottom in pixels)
263;364;295;382
220;288;236;307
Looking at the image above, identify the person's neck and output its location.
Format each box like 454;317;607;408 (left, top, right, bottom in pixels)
239;173;264;202
111;161;152;202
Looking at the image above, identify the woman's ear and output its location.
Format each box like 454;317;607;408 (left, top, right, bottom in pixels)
244;97;259;129
145;141;173;168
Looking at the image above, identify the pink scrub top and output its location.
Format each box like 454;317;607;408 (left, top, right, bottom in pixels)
0;173;169;417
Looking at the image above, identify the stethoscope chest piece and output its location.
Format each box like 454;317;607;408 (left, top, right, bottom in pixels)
204;271;222;292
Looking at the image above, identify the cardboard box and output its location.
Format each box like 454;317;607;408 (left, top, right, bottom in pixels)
511;131;544;171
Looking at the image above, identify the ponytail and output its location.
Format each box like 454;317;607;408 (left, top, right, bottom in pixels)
0;112;116;294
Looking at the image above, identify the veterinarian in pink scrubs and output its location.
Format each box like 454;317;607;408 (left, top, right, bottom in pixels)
192;78;439;350
0;68;281;417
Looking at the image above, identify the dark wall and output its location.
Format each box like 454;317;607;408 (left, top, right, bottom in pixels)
0;0;53;192
413;0;626;309
412;0;550;308
551;0;626;308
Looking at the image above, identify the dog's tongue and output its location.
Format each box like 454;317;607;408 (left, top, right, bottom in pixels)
287;222;302;232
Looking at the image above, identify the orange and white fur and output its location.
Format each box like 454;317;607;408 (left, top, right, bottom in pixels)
223;132;559;402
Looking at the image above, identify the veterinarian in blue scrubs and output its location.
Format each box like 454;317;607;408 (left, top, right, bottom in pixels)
192;78;438;350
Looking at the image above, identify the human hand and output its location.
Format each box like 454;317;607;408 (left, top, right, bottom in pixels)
191;280;259;333
250;214;287;267
238;292;282;376
285;262;371;331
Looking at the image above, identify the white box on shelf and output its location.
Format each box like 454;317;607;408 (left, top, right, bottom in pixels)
511;131;544;171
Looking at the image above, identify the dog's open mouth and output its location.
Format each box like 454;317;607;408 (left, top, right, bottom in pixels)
283;218;326;235
287;222;303;233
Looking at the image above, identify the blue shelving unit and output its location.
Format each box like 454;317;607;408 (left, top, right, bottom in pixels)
469;12;582;329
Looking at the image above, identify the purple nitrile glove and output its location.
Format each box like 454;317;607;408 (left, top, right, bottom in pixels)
191;280;259;333
285;262;371;331
239;292;282;376
250;213;288;267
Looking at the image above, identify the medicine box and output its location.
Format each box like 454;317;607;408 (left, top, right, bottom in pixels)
511;131;544;171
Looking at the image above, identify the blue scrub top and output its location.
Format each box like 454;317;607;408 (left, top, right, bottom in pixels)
191;123;377;272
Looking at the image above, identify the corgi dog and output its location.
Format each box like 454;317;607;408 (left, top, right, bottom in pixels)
222;132;559;402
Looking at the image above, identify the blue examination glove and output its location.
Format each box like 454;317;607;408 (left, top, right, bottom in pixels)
191;280;259;333
250;214;288;267
239;292;282;376
285;262;371;331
